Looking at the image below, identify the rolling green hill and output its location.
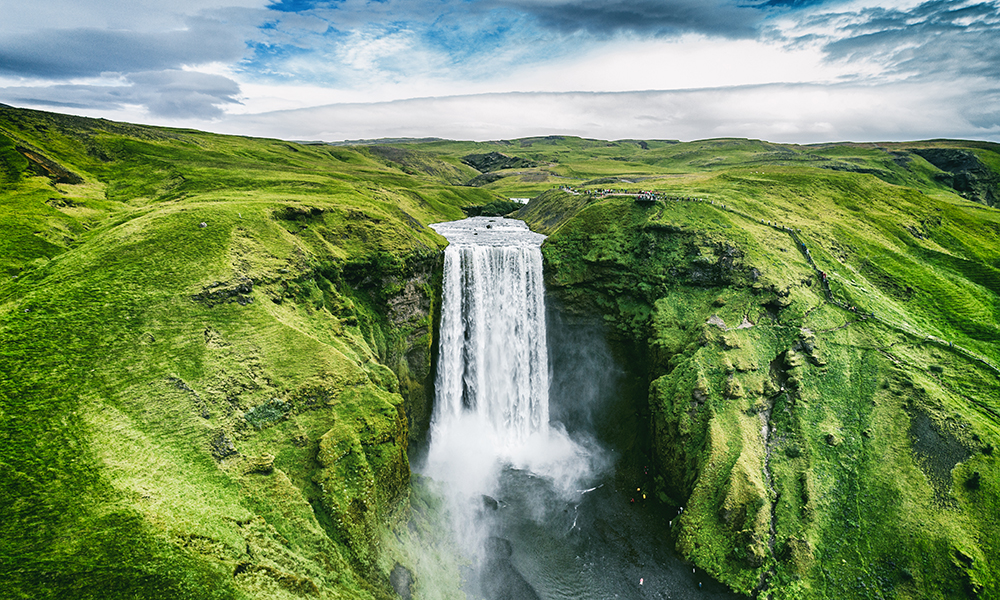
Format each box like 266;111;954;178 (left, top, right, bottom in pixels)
0;105;490;600
2;105;999;599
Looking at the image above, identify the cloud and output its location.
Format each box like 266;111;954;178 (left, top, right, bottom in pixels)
3;0;998;143
267;0;327;13
0;0;270;37
240;0;795;89
259;0;810;41
499;0;765;38
0;2;262;121
760;0;830;7
245;0;968;100
809;0;1000;80
210;83;1000;143
0;18;249;79
0;70;242;119
128;71;243;117
962;88;1000;128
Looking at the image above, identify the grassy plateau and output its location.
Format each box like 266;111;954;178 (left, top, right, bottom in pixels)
2;106;999;600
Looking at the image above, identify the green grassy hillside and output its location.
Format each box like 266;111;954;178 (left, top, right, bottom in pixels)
0;106;492;599
513;148;1000;599
2;105;999;600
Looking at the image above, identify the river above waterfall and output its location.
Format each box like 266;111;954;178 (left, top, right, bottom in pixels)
430;216;546;247
419;217;738;600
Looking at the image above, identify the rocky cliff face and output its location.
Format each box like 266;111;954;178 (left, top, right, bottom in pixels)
461;151;538;173
912;148;1000;207
526;183;1000;599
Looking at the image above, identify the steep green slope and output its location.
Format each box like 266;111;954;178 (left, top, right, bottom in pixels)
0;106;491;600
521;165;1000;598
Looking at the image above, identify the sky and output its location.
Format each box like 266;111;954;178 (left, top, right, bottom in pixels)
1;0;999;143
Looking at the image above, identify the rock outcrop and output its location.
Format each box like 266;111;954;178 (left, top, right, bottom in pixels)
461;151;537;173
912;148;1000;206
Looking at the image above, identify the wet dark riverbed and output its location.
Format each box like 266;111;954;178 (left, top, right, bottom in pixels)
468;307;741;600
474;464;739;600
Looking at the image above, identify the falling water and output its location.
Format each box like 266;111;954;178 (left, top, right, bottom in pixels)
432;216;549;443
423;217;591;559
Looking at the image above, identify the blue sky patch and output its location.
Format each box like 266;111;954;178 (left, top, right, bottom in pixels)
267;0;336;13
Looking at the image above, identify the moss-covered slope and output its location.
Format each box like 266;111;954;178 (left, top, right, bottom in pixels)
524;161;1000;598
0;106;495;599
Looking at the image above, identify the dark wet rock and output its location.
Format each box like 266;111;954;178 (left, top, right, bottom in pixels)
484;537;512;558
397;209;426;232
167;376;210;418
818;162;893;180
361;145;471;184
912;148;1000;207
244;398;292;429
686;242;745;286
482;495;500;511
168;376;194;393
792;329;826;366
461;152;537;173
462;200;524;217
405;342;430;381
466;172;509;187
890;151;913;167
16;145;84;184
387;278;432;326
481;537;539;600
389;563;413;600
277;205;325;221
909;411;971;502
210;431;238;459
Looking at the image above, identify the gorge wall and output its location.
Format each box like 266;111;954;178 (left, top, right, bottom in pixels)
518;183;1000;599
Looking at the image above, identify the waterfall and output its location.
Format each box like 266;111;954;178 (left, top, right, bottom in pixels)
432;217;549;443
423;217;591;559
